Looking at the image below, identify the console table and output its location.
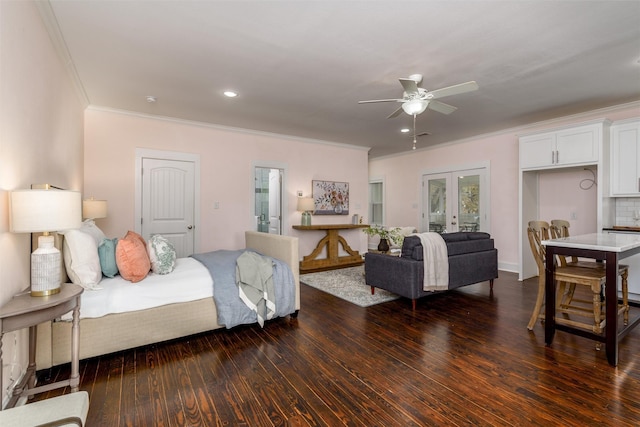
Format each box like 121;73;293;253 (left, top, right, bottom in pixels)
293;224;369;272
0;283;83;409
543;233;640;366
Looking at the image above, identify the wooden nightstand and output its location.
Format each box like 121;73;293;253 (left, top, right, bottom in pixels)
0;283;83;409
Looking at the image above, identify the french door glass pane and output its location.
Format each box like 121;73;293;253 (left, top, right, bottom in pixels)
458;174;480;232
428;178;447;233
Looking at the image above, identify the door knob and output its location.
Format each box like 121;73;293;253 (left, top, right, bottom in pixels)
187;225;193;230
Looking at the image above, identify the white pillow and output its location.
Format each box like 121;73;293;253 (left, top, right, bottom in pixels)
147;234;177;275
80;219;107;247
63;229;102;289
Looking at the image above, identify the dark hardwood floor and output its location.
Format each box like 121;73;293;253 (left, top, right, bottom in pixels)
33;271;640;426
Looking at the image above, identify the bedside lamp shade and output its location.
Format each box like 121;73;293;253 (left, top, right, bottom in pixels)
297;197;315;226
9;189;82;296
82;198;108;219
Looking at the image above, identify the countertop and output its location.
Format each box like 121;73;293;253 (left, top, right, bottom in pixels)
603;226;640;233
543;232;640;252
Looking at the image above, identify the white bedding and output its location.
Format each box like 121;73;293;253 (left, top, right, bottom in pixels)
63;257;213;320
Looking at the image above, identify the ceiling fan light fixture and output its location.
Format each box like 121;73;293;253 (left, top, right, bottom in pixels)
402;99;428;116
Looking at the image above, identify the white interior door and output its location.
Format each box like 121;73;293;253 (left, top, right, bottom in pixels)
141;158;195;257
268;169;282;234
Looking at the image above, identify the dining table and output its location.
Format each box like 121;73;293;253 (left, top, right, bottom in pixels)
542;232;640;366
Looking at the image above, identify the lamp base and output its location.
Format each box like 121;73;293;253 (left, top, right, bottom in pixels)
301;211;312;226
31;235;62;297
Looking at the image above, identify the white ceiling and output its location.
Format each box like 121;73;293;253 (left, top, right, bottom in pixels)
42;1;640;158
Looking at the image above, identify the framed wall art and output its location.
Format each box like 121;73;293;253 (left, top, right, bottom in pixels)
312;180;349;215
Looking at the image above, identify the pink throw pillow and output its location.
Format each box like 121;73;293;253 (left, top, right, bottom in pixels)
116;231;150;283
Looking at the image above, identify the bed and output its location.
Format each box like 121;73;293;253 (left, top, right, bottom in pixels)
35;231;300;369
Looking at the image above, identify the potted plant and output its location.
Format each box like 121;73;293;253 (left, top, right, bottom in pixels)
362;225;402;252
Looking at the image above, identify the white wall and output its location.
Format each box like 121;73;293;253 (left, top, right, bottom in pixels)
0;1;84;407
369;102;640;273
83;108;370;259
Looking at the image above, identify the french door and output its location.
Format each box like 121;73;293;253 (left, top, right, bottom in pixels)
422;168;488;233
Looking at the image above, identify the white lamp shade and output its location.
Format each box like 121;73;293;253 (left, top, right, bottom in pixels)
402;99;429;116
83;198;108;219
9;189;82;233
297;197;315;212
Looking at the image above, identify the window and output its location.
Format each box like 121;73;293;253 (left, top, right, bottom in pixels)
369;180;384;225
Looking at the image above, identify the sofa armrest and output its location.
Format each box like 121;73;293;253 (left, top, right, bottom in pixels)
364;254;426;300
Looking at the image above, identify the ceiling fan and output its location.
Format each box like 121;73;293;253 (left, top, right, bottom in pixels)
358;74;479;119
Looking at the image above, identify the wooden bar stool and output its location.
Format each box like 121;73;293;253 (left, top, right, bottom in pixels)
527;220;629;334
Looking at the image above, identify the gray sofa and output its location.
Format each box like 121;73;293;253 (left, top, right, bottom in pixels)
364;232;498;309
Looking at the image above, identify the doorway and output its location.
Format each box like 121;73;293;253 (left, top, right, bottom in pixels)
422;167;489;234
254;166;284;234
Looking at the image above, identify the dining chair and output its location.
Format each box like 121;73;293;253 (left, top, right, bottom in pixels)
526;220;629;336
550;219;629;318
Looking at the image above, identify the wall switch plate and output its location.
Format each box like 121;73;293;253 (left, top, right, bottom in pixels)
297;190;303;197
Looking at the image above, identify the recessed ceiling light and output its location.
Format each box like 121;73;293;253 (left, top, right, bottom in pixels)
146;96;157;103
223;90;238;98
400;128;410;133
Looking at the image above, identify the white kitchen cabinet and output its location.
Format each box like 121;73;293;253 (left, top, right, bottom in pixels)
519;122;602;170
610;118;640;196
518;119;613;280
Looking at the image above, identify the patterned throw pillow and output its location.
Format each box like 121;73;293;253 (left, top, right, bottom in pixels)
147;234;177;275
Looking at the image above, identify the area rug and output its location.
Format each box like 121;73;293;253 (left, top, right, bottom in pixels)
301;266;400;307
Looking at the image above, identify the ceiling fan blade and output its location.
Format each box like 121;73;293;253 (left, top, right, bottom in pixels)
428;81;479;100
358;99;403;104
428;100;457;115
399;78;420;95
386;107;404;119
416;132;431;137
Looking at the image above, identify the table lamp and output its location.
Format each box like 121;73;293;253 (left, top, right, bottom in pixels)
297;197;315;226
9;188;82;296
82;197;108;220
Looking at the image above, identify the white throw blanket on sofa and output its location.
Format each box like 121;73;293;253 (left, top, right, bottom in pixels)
416;232;449;291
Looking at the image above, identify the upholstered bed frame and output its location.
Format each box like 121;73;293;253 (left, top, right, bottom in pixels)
35;231;300;369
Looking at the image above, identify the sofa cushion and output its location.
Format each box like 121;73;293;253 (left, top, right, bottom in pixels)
402;232;494;260
440;232;490;242
401;235;425;260
446;239;495;256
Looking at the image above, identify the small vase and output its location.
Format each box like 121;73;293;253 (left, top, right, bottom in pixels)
378;238;389;252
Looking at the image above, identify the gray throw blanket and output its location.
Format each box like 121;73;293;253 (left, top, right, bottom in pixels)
236;251;276;327
191;249;295;328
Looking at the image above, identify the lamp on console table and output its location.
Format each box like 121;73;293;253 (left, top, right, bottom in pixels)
9;187;81;296
297;197;315;226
